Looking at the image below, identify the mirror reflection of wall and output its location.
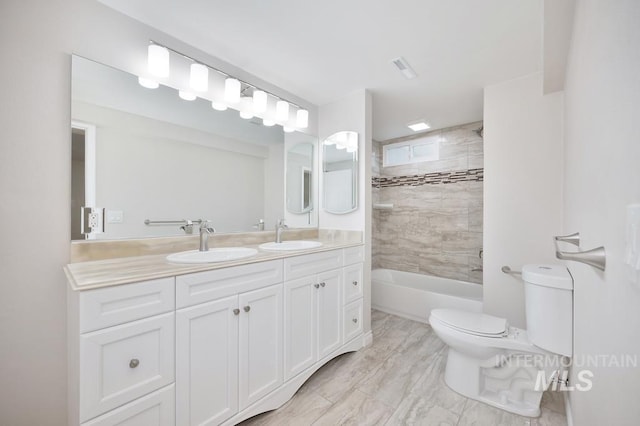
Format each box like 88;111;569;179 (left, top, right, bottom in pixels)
284;134;319;228
286;143;314;214
323;131;359;214
71;55;317;240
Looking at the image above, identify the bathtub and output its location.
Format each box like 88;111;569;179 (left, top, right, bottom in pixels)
371;268;483;323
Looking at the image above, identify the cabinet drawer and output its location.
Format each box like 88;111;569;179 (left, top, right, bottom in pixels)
284;250;343;281
82;384;175;426
80;278;175;333
343;299;363;343
176;259;283;308
343;263;363;304
343;246;365;266
80;313;175;422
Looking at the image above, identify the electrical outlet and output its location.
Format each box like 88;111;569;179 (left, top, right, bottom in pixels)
81;207;105;234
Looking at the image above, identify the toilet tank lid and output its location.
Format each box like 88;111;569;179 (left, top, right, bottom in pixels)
522;264;573;290
430;309;507;336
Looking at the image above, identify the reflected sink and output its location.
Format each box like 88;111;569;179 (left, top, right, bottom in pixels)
167;247;258;264
259;241;323;251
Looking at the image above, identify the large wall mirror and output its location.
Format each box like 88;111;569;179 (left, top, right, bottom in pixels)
71;55;317;240
323;131;358;214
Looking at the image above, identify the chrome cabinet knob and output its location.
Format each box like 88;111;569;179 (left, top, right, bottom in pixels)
129;359;140;369
320;282;326;287
352;280;358;286
314;283;320;289
352;318;358;324
243;306;251;312
233;308;240;315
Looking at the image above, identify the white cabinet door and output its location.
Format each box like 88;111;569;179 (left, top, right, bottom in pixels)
80;313;175;422
317;269;343;359
284;277;317;381
239;284;283;409
176;296;239;426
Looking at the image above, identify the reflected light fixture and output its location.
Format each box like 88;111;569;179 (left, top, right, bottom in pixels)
263;119;276;127
408;120;430;131
148;44;170;78
211;101;227;111
190;63;208;92
283;126;295;133
253;90;268;113
138;77;159;89
179;90;196;101
224;78;241;103
296;109;309;129
276;100;289;122
239;97;254;119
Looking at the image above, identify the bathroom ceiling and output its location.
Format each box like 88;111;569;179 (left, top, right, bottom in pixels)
98;0;542;141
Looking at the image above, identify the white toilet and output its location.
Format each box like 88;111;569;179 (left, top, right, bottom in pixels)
429;264;573;417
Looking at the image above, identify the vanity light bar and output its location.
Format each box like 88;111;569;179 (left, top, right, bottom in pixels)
145;40;309;129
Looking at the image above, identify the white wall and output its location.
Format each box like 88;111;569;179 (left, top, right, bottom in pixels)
0;1;316;424
318;90;373;333
483;73;564;327
563;1;640;424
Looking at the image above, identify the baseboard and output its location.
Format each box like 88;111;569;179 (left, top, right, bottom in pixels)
363;330;373;346
564;392;573;426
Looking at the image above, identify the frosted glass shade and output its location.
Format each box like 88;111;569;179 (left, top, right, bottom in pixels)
253;90;268;113
148;45;169;78
296;109;309;128
224;78;241;103
276;100;289;122
190;63;208;92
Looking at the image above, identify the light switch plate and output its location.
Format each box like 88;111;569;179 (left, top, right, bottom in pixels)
625;203;640;283
106;210;124;224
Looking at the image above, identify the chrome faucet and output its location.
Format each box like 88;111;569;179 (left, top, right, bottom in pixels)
275;219;288;243
199;220;216;252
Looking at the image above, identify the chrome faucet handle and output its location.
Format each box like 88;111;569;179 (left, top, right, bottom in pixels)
199;220;215;233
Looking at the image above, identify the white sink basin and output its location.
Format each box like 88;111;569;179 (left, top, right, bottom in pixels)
259;241;323;251
167;247;258;264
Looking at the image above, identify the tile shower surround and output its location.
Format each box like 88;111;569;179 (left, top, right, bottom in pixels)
372;121;484;284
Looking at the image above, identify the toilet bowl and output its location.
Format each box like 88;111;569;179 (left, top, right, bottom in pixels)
429;265;573;417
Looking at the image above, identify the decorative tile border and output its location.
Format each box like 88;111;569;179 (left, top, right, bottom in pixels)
372;168;483;188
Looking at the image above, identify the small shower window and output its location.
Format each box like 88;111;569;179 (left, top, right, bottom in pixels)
382;135;440;167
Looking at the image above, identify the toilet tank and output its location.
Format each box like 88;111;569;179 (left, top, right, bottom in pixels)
523;264;574;357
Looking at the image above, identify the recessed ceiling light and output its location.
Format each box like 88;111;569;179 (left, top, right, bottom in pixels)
408;121;430;131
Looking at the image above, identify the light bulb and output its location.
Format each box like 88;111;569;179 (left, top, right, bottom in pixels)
211;101;227;111
190;63;208;92
296;109;309;128
179;90;196;101
253;90;268;113
239;97;254;119
263;119;275;127
283;126;295;133
276;100;289;122
138;77;159;89
224;78;241;103
148;44;169;78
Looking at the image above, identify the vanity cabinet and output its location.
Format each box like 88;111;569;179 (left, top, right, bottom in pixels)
283;248;365;381
68;244;365;426
175;261;283;426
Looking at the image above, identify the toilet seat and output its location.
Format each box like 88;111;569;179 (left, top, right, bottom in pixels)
430;309;507;337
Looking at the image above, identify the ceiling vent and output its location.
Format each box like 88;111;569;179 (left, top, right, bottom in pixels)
391;57;417;79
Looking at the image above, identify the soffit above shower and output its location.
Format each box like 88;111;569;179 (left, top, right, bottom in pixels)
98;0;542;141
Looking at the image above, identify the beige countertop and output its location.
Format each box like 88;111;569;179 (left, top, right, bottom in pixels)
65;239;363;291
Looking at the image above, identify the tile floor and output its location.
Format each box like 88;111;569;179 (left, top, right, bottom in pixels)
240;310;567;426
